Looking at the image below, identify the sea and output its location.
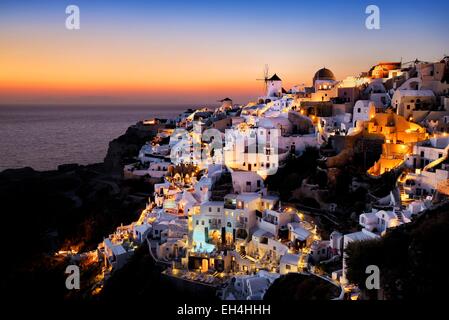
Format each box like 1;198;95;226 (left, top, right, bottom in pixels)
0;105;189;172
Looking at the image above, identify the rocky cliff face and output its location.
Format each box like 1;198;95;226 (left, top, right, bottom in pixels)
1;121;163;302
104;122;158;175
345;199;449;299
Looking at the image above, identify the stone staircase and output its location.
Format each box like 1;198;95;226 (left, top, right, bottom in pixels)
398;183;411;208
399;184;406;199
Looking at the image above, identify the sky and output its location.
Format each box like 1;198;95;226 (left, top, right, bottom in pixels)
0;0;448;105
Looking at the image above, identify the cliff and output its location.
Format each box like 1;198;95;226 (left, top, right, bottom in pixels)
345;199;449;299
0;121;160;301
104;122;158;175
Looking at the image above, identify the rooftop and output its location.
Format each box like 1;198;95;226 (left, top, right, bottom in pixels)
345;229;379;242
280;253;301;265
313;68;336;83
268;74;282;81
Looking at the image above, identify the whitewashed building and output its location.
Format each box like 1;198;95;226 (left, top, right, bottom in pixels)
392;89;436;120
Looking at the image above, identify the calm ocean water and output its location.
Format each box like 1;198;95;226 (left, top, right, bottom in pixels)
0;105;187;171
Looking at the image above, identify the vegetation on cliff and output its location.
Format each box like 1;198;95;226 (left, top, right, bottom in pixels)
264;273;340;300
345;200;449;299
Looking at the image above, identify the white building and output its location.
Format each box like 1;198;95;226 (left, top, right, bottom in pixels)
309;240;330;264
359;209;406;234
364;80;391;111
138;143;170;162
124;160;171;179
287;222;313;249
257;116;293;136
405;135;449;169
256;206;292;239
157;238;187;261
403;164;449;199
231;171;265;193
329;231;343;256
403;136;449;199
133;223;152;244
223;271;280;300
352;100;376;128
102;238;137;271
280;253;301;274
223;124;288;176
392;89;436;120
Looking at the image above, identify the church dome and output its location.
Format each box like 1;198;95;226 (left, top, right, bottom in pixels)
313;68;336;83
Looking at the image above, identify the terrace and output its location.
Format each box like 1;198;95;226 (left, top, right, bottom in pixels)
164;268;228;287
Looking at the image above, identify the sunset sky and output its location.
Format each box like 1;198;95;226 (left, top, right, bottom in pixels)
1;0;448;105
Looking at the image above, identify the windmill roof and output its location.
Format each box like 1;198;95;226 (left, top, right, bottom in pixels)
268;74;282;81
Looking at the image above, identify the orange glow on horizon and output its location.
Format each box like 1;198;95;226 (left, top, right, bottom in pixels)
0;27;362;104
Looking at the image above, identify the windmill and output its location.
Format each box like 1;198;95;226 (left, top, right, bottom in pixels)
256;64;270;96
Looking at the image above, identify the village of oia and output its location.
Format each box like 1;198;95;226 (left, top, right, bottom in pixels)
1;0;448;318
